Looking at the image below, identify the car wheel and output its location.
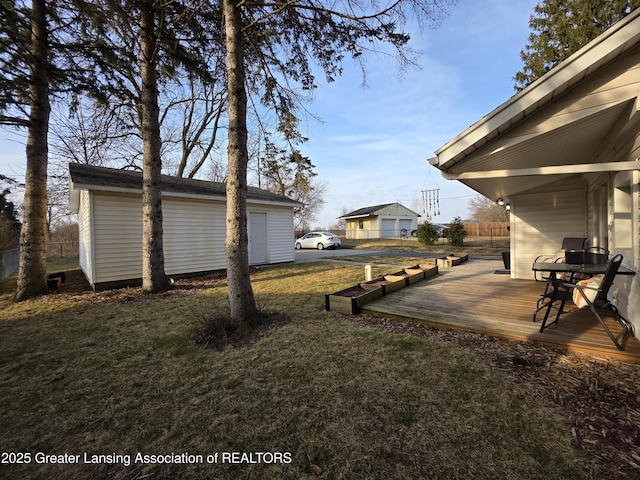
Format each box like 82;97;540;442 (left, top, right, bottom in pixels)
317;243;325;250
295;243;302;250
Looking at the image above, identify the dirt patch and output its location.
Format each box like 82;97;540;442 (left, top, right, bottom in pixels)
340;313;640;479
41;269;229;304
331;285;370;297
192;309;290;351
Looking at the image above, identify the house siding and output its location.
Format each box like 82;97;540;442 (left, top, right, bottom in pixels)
511;188;587;279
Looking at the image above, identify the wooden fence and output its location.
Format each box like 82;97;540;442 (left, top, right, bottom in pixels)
463;222;510;237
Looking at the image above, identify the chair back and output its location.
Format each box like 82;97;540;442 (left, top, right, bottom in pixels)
595;254;623;303
561;237;586;250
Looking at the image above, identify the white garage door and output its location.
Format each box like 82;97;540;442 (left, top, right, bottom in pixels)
381;219;396;238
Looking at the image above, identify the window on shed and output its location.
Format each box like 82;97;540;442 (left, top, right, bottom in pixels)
358;219;364;229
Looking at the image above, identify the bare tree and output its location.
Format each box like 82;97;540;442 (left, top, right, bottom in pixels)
468;195;509;222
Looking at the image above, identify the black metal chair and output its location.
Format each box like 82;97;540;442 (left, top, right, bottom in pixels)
533;237;587;281
539;254;634;351
533;237;587;321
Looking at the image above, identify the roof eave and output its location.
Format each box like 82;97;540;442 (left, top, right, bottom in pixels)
433;8;640;170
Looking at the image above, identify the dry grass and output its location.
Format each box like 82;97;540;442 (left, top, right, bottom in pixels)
341;236;510;256
0;260;588;479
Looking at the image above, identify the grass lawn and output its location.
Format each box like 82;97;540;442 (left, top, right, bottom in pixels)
0;259;588;479
341;236;510;256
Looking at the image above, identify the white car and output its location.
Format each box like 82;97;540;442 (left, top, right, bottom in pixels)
295;231;341;250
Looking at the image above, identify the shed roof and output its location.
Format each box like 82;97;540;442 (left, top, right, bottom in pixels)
68;163;302;210
339;202;420;219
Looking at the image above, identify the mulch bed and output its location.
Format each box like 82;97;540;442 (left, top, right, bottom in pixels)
42;268;229;303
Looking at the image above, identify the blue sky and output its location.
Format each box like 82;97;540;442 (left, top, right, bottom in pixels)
301;0;540;227
0;0;539;227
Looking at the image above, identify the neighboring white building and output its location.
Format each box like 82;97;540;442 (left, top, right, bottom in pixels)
430;10;640;336
68;164;301;290
339;202;420;239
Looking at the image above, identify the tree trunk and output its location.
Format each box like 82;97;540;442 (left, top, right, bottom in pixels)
16;0;49;301
223;0;259;323
140;1;170;293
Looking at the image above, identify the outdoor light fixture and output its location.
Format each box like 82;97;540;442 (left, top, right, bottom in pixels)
505;203;511;211
496;197;505;206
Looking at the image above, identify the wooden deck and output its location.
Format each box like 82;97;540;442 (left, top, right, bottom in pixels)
360;258;640;363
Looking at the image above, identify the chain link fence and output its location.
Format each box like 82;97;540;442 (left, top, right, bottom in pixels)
1;248;19;278
47;241;79;259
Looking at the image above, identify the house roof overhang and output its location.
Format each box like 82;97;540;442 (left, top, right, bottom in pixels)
431;9;640;201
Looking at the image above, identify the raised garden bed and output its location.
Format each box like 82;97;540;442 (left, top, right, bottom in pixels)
325;262;442;315
416;264;439;279
325;284;385;315
446;254;469;266
359;276;406;295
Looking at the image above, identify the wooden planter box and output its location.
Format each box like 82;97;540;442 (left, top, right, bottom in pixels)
385;270;410;286
446;254;469;266
359;276;406;295
418;265;439;279
325;284;384;315
382;275;407;293
324;263;441;315
403;266;426;284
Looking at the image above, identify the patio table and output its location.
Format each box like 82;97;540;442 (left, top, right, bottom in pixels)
531;262;635;320
532;262;636;277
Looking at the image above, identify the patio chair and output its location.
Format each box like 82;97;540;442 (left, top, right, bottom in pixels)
533;237;587;281
532;237;586;321
539;254;634;351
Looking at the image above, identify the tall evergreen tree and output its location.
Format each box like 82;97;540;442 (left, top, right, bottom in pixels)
514;0;640;90
1;0;51;299
1;0;120;299
222;0;454;323
78;0;223;293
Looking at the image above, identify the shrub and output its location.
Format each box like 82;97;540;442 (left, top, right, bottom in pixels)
447;217;467;247
417;222;440;245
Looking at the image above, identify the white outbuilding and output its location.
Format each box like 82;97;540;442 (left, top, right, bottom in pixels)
339;202;421;239
69;163;301;290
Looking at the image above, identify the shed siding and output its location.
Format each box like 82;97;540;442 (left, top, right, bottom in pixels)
344;210;419;239
78;190;94;284
511;189;587;279
93;193;143;283
262;207;296;263
163;197;227;274
83;191;295;287
345;217;379;239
